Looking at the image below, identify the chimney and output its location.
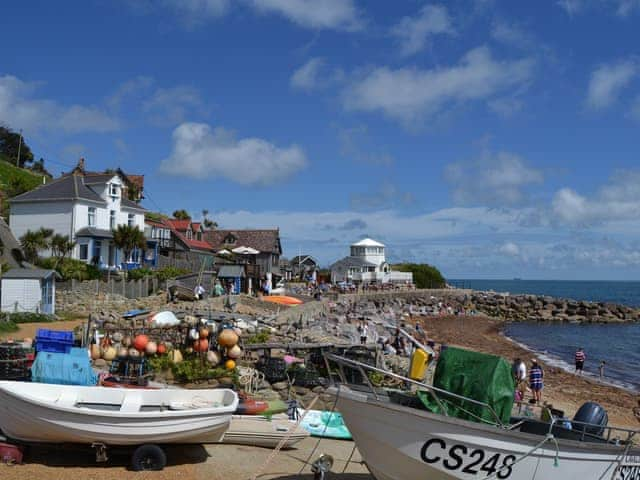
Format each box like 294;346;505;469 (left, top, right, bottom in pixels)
72;158;86;175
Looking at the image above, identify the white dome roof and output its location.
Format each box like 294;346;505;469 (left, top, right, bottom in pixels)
351;238;385;248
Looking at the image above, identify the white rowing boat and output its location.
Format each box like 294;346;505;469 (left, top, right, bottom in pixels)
222;414;309;448
0;381;238;446
326;355;640;480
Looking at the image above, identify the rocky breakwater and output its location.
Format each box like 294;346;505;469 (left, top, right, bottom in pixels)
468;292;640;323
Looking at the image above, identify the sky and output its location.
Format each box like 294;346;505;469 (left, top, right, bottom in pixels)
2;0;640;280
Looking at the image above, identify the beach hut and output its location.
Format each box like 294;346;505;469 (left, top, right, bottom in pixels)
1;269;60;314
217;265;245;294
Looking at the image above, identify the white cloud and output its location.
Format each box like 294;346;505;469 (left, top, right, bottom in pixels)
557;0;585;15
343;47;535;124
499;241;520;257
552;170;640;225
557;0;640;17
350;182;414;210
290;58;343;91
586;59;637;109
390;5;454;57
244;0;362;31
159;122;308;185
491;20;535;49
0;75;119;134
445;151;544;207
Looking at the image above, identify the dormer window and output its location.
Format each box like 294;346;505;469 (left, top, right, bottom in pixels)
224;234;236;244
109;184;119;197
186;229;193;240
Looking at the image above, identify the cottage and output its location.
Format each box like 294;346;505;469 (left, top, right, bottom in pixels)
330;238;413;285
290;255;319;281
9;161;146;270
205;229;282;289
1;269;60;314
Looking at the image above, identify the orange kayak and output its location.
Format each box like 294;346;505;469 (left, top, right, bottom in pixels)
263;295;303;306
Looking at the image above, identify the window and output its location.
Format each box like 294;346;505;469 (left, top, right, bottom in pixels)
88;207;96;226
109;184;118;197
224;234;236;244
79;244;89;260
109;210;116;229
186;229;192;240
128;213;135;227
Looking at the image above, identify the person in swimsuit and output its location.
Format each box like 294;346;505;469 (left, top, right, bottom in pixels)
529;359;544;404
575;348;586;375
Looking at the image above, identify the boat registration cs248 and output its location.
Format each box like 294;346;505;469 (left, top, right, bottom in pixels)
421;437;516;478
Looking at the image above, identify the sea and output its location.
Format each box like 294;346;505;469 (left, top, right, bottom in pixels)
449;279;640;392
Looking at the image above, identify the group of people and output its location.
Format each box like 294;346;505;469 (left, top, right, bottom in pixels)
512;358;544;404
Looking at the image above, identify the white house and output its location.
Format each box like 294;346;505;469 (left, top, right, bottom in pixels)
9;169;146;269
1;269;60;314
330;238;413;285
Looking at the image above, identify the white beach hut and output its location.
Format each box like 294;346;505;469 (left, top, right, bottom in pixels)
1;269;60;314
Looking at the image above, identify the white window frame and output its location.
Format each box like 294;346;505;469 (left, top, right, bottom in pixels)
127;213;135;227
79;243;89;260
109;183;118;197
88;207;96;226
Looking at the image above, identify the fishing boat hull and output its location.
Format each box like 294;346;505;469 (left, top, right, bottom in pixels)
329;386;640;480
0;381;237;446
221;415;309;448
263;295;303;306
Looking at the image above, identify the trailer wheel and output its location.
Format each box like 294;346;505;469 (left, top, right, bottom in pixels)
131;444;166;471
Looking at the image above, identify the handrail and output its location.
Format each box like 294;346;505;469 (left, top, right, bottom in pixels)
382;323;433;355
325;353;505;428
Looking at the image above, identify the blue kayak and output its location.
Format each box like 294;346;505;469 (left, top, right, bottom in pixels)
298;409;352;440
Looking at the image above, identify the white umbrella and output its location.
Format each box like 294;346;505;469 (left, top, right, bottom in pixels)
232;246;260;255
217;249;232;255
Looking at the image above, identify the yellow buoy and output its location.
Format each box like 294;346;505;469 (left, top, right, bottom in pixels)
225;359;236;370
409;348;429;380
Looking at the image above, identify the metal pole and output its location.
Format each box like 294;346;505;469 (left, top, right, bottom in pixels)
16;129;22;167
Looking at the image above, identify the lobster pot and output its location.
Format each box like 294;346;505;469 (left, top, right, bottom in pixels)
0;343;28;380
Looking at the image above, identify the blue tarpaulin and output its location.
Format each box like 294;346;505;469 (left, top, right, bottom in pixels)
31;348;98;386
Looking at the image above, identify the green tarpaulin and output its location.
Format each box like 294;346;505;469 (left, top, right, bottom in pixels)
418;347;515;425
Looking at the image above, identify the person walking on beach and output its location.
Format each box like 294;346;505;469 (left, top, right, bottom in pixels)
599;360;606;379
358;321;368;345
512;358;527;402
529;359;544;404
575;347;586;375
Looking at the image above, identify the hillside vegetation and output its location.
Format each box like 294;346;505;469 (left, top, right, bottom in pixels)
0;155;49;219
393;263;446;289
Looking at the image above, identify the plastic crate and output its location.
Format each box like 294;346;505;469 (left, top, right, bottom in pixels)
35;329;74;354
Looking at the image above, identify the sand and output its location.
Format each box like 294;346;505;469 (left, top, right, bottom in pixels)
0;320;84;342
416;314;639;428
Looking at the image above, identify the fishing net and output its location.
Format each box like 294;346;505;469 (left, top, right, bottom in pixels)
418;347;515;425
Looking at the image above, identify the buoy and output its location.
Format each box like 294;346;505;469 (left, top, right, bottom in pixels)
206;350;220;366
193;338;209;352
170;349;183;363
157;343;167;355
199;327;209;339
189;328;200;340
121;336;132;348
90;344;101;360
227;344;242;359
128;348;141;358
145;341;158;355
218;329;239;347
117;347;129;359
102;346;117;361
133;334;149;352
233;327;242;337
112;332;123;343
225;359;236;370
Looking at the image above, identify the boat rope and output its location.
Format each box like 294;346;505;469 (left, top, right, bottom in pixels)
237;366;264;394
297;384;342;475
250;393;321;480
341;442;359;473
481;433;560;480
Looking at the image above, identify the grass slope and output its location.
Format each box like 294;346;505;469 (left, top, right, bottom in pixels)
0;155;49;219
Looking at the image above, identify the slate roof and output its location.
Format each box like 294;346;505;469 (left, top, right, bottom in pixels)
83;173;117;185
10;174;106;205
330;256;378;269
290;255;318;265
217;265;245;278
120;197;146;212
205;229;282;255
0;217;24;268
76;227;113;238
2;268;60;280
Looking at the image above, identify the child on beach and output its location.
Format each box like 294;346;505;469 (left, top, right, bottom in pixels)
599;360;606;379
575;347;586;375
529;359;544;404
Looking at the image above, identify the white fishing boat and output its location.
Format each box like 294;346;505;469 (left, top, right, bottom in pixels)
221;414;309;448
0;381;238;446
325;354;640;480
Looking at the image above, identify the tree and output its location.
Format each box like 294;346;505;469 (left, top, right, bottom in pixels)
0;126;34;167
50;234;76;262
203;219;218;229
112;225;146;277
19;227;53;263
393;263;446;289
172;209;191;220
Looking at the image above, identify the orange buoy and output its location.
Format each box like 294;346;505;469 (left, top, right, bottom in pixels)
157;343;167;355
225;359;236;370
193;338;209;352
218;329;238;347
133;334;149;352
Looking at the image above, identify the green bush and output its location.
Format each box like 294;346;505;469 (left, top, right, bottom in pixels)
0;312;55;324
37;257;102;281
245;330;271;344
0;320;19;334
393;263;446;289
155;266;190;281
127;267;154;281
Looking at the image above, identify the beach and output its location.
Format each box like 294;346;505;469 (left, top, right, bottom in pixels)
418;314;639;428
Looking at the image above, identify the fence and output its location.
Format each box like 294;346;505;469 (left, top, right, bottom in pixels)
157;254;212;273
57;277;162;299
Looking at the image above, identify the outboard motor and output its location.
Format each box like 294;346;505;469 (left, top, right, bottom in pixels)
572;402;608;436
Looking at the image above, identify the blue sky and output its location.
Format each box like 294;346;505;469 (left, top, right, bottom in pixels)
2;0;640;279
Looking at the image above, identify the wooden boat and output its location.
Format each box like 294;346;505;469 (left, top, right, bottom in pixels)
0;381;238;446
221;415;309;448
263;295;303;306
169;284;196;302
325;354;640;480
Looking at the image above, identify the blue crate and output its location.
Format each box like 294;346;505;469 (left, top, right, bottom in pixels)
35;329;74;354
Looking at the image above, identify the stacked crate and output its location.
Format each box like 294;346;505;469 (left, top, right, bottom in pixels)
0;343;28;380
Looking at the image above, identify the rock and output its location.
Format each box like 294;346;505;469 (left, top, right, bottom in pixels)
93;358;107;368
218;376;234;387
272;381;289;391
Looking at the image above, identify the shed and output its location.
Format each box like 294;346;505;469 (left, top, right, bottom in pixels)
217;265;245;294
1;269;60;314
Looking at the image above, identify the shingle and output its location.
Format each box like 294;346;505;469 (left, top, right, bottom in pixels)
2;268;59;279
